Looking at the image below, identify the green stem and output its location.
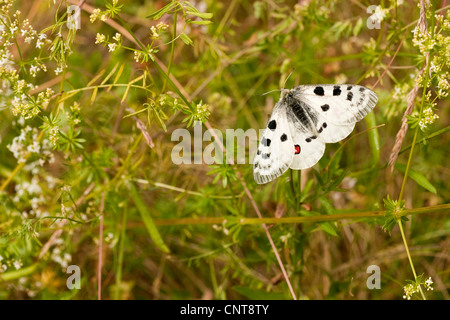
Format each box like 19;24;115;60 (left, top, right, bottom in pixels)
396;47;431;300
398;65;429;201
297;170;302;211
161;12;177;92
289;169;296;208
115;14;191;108
151;203;450;226
114;202;128;300
398;221;426;300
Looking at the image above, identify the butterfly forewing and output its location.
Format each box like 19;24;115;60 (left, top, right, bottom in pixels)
294;84;378;125
253;105;294;184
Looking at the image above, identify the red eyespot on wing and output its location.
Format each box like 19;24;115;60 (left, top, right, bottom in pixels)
294;144;301;155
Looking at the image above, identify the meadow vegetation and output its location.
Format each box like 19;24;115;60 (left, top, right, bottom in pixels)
0;0;448;299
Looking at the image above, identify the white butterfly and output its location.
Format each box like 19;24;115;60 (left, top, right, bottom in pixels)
253;84;378;184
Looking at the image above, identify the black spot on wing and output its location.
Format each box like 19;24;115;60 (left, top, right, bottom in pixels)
321;104;330;111
359;87;365;92
318;122;327;133
333;86;341;96
347;92;353;101
262;137;271;147
268;120;277;130
313;86;324;96
262;153;271;159
347;85;353;90
280;133;287;142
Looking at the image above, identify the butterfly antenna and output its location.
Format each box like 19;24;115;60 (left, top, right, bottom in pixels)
259;89;281;96
283;69;295;89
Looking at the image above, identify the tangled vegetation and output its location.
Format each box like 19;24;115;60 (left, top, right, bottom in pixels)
0;0;449;300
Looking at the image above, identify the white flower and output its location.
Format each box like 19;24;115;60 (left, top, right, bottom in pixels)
95;33;106;44
112;32;121;42
13;260;22;270
156;22;169;31
108;43;117;52
425;277;434;291
150;26;159;39
36;39;44;49
418;108;439;130
134;51;141;62
27;141;40;153
54;66;63;75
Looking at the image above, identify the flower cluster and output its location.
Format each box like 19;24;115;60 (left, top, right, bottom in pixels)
194;101;210;122
403;283;418;300
402;276;434;300
7;125;55;166
90;8;108;23
150;22;169;40
89;0;122;23
50;238;72;269
418;107;439;130
0;254;23;273
95;32;122;53
11;87;54;119
7;126;40;163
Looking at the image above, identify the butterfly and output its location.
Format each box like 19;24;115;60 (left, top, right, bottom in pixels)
253;84;378;184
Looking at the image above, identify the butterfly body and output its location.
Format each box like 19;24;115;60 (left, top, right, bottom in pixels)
253;84;378;184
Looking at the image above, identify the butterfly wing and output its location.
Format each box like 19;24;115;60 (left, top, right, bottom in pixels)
312;117;356;144
293;84;378;126
254;84;378;183
288;129;326;170
253;104;295;184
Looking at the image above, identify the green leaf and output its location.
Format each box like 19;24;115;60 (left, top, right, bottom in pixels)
186;11;213;19
253;1;266;19
319;196;335;215
353;17;364;36
187;19;212;25
395;163;437;194
146;2;177;20
0;264;38;281
129;182;170;253
320;222;339;237
382;195;408;234
365;112;380;166
232;286;288;300
179;33;194;46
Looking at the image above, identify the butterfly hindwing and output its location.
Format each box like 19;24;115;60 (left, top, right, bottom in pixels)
312;115;356;144
293;84;378;125
253;105;294;184
288;129;326;170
